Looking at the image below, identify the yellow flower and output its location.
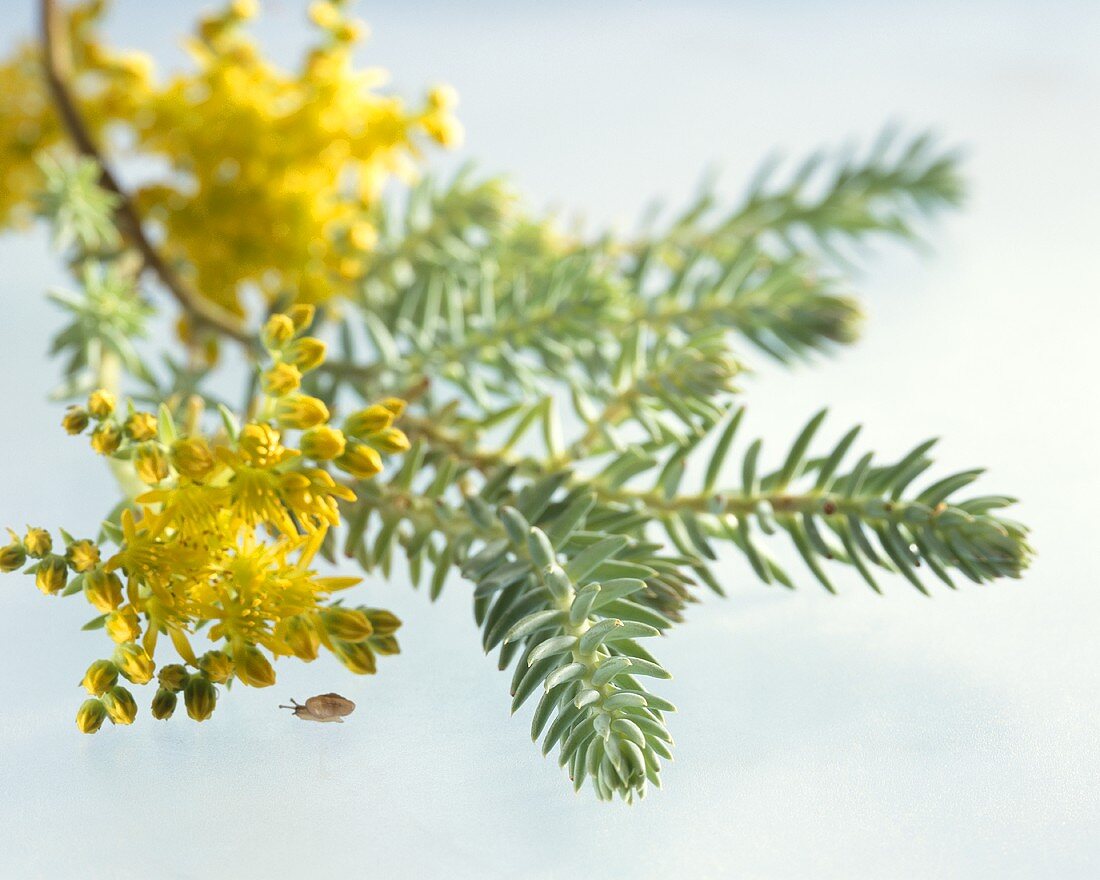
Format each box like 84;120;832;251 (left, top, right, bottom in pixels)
87;389;116;420
170;436;217;481
134;442;170;485
233;644;276;688
275;394;329;430
344;405;392;438
90;421;123;455
114;642;155;685
261;362;302;396
84;567;123;612
335;442;382;479
197;650;234;684
184;676;217;721
102;686;138;725
286;337;326;372
23;527;52;558
62;406;90;435
76;698;108;734
81;660;119;696
262;314;295;350
66;539;101;573
321;607;373;642
151;688;178;720
35;554;68;594
300;426;346;460
124;412;157;442
105;606;142;643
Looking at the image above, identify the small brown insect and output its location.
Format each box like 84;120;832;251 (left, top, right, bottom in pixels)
279;693;356;723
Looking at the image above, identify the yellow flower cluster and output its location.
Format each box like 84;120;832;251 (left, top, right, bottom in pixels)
1;308;407;732
0;0;460;312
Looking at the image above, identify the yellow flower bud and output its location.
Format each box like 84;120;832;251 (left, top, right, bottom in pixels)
158;664;190;692
184;676;217;721
333;639;377;675
262;314;295;350
66;539;101;573
62;406;90;435
363;607;403;637
348;222;377;251
335;442;382;479
23;527;52;558
87;389;116;420
380;397;407;418
134;443;170;485
197;650;234;684
84;567;123;612
287;337;326;372
105;606;142;644
230;0;258;19
427;83;459;112
170;436;217;481
151;688;178;720
344;404;392;438
300;425;346;460
261;362;302;396
284;615;319;661
309;0;341;29
369;426;411;454
286;304;315;332
81;660;119;696
102;686;138;725
76;698;108;734
90;421;122;455
275;394;330;430
238;423;286;466
35;554;68;594
0;538;27;572
369;634;400;656
234;645;276;687
124;412;157;442
321;607;373;642
114;642;155;685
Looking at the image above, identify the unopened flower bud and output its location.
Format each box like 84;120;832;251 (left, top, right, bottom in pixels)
134;443;170;485
234;645;276;687
62;406;90;435
184;675;217;721
286;304;315;332
363;607;402;636
335;442;382;479
114;642;155;685
102;686;138;725
369;426;411;454
284;615;319;661
23;527;51;558
287;337;326;372
238;423;285;466
81;660;119;696
35;554;68;594
369;634;400;655
300;426;346;460
275;394;329;430
151;688;178;720
158;664;190;692
321;607;373;642
124;411;157;442
0;537;26;572
197;650;234;684
84;567;123;612
66;539;100;573
343;405;392;438
76;698;108;734
261;314;295;349
105;606;142;643
333;639;377;675
170;436;216;481
380;397;406;418
87;389;116;420
261;362;302;396
90;421;122;455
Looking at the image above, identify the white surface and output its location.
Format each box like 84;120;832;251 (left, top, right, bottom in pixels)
0;1;1097;877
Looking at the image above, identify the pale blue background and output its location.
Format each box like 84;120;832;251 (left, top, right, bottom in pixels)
0;2;1098;878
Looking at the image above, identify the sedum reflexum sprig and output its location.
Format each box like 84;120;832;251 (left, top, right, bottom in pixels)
0;0;1032;805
